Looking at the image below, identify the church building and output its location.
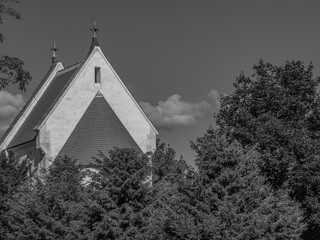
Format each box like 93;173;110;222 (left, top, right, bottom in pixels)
0;23;158;169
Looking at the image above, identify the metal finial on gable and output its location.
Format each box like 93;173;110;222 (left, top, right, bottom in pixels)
89;21;100;49
50;42;58;63
90;21;99;38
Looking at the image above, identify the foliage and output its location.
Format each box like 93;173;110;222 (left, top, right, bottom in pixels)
0;150;30;239
144;132;305;239
88;148;151;239
144;141;201;239
1;156;92;239
190;129;305;239
0;150;30;199
0;0;21;43
1;148;152;240
0;0;31;91
217;60;320;239
151;140;191;184
0;55;32;91
0;141;307;240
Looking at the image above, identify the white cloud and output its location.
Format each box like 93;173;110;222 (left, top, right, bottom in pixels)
140;94;211;130
140;89;228;130
0;90;24;137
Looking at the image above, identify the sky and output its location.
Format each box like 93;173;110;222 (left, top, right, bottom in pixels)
1;0;320;166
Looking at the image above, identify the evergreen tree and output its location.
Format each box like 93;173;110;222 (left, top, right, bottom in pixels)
217;60;320;239
190;128;305;239
145;141;203;239
144;130;305;239
0;150;30;239
88;148;151;239
151;140;191;184
3;156;94;239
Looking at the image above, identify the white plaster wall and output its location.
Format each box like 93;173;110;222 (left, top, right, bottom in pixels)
39;48;156;162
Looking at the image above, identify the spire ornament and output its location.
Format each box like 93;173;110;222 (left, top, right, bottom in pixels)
89;21;100;49
90;21;99;38
51;42;58;63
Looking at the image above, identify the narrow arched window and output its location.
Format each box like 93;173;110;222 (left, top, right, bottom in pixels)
95;67;101;83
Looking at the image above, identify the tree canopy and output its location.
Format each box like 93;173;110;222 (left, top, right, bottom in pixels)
217;60;320;239
0;0;31;91
0;143;307;239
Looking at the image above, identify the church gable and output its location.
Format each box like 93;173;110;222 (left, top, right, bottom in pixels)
37;34;157;163
1;23;157;168
58;92;142;165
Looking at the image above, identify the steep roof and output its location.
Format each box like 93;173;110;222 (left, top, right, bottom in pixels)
7;64;79;148
2;31;157;151
0;63;58;147
58;92;142;165
1;34;99;149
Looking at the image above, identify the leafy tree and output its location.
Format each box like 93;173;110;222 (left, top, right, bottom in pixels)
0;0;31;91
0;0;21;42
217;60;320;238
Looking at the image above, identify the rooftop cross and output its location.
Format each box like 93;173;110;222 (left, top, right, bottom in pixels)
50;42;58;63
89;21;100;49
90;21;99;38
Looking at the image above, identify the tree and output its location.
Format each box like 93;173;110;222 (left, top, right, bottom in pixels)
88;148;151;239
144;141;202;239
0;0;31;91
217;60;320;239
0;150;31;239
151;140;191;184
190;128;305;239
143;131;305;239
1;156;94;240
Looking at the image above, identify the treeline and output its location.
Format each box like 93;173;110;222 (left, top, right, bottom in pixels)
0;141;304;240
2;60;320;239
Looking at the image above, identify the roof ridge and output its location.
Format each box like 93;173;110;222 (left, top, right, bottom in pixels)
7;66;79;148
0;63;61;147
57;62;81;75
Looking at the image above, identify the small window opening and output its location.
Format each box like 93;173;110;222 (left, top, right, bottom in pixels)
95;67;101;83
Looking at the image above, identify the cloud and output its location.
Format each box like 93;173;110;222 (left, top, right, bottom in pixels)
140;89;228;130
0;90;24;138
140;94;211;130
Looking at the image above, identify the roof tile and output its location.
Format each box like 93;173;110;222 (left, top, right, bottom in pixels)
58;92;142;165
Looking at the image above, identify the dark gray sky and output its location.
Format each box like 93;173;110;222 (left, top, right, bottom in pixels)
1;0;320;165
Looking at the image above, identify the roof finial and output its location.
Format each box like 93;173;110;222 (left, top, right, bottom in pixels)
90;21;99;38
50;42;58;63
89;21;100;49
